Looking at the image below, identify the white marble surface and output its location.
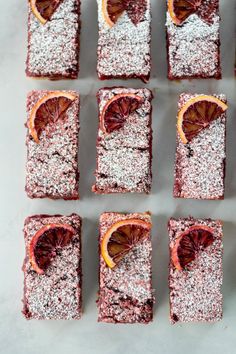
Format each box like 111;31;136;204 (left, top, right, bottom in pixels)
0;1;235;353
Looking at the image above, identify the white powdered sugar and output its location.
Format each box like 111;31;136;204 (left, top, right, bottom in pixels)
27;0;80;78
97;0;151;80
166;11;221;78
168;217;223;324
174;93;226;200
93;88;152;194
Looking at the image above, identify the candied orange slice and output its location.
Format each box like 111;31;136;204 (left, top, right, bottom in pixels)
168;0;202;25
101;0;126;27
29;223;76;274
100;93;143;133
30;0;62;25
171;225;214;270
177;95;228;144
101;218;151;268
28;91;76;143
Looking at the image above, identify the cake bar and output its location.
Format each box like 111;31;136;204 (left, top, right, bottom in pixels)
26;0;80;79
98;212;154;323
166;0;221;79
174;93;227;200
22;214;82;320
25;90;80;200
92;87;153;194
168;217;223;324
97;0;151;82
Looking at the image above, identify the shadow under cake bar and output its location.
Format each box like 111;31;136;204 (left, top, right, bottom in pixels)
25;90;80;200
97;0;151;82
97;212;154;324
168;217;223;324
26;0;80;79
166;0;221;79
92;87;153;194
22;214;82;320
173;93;227;200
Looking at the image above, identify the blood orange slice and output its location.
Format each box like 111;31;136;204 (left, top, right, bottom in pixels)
101;93;143;133
29;223;76;274
177;95;228;144
28;91;76;143
101;218;151;268
168;0;202;25
171;225;214;270
30;0;62;25
102;0;126;27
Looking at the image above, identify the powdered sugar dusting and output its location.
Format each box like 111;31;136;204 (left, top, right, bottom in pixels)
166;3;221;79
168;217;223;324
98;212;154;323
26;90;80;200
26;0;80;78
97;0;151;80
93;88;152;194
174;93;226;200
23;214;82;320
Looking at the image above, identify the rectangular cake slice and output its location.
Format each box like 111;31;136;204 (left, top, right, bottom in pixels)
92;87;153;194
98;212;154;323
173;93;227;200
22;214;82;320
168;217;223;324
26;0;80;79
97;0;151;82
166;0;221;79
25;90;80;200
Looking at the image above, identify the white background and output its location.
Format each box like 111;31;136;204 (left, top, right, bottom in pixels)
0;0;235;353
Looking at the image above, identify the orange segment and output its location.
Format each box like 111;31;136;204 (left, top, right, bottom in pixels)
101;0;126;27
28;91;76;143
30;0;62;25
177;95;228;144
171;225;214;271
100;93;143;133
168;0;202;25
29;223;76;274
101;218;151;268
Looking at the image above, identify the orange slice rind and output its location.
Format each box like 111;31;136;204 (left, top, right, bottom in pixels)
101;218;151;268
29;223;76;274
100;93;143;133
177;95;228;144
28;91;76;143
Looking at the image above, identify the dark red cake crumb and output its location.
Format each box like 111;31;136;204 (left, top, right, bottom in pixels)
22;214;82;320
98;212;154;324
168;217;223;324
